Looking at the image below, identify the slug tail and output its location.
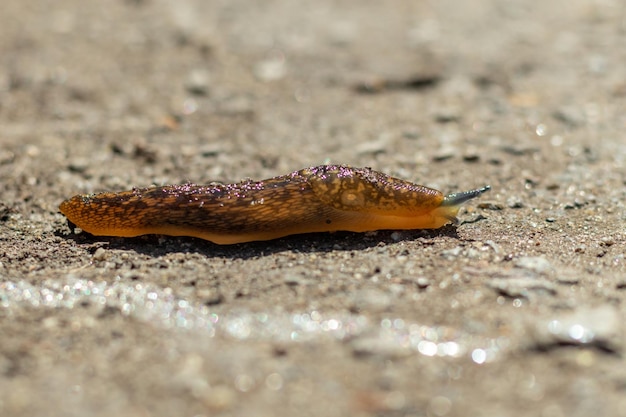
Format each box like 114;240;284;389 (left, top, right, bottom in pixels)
442;185;491;207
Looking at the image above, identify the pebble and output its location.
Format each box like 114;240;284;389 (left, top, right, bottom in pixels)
283;275;308;286
488;277;557;298
462;151;481;162
514;256;553;275
254;56;286;81
500;145;538;156
440;247;463;260
92;247;108;261
68;158;90;173
483;240;502;255
552;105;585;127
350;335;412;359
506;197;525;208
529;306;621;353
416;277;431;289
555;273;581;284
600;236;615;246
432;146;456;162
402;129;421;140
42;316;59;329
198;143;223;157
477;201;504;210
196;288;224;305
349;289;392;312
185;69;211;96
433;107;461;123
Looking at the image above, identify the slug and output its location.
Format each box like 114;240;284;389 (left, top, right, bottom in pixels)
59;165;490;244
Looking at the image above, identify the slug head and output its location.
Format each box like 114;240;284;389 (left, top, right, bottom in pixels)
301;165;444;216
435;185;491;224
301;165;490;229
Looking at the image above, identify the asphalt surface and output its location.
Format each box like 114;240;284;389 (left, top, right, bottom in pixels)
1;1;625;416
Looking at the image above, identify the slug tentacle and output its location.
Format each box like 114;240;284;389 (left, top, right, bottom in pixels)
442;185;491;207
59;165;490;244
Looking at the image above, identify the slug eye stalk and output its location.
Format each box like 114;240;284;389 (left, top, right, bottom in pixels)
442;185;491;207
439;185;491;225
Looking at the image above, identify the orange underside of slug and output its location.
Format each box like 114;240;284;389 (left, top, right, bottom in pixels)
59;204;461;245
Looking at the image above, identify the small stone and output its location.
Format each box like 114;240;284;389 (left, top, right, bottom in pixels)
574;198;587;207
600;237;615;246
477;201;503;210
42;316;59;329
488;277;557;298
483;240;502;255
185;69;211;96
529;306;621;353
500;145;538;156
402;129;421;139
555;273;580;284
396;255;408;264
196;289;223;305
514;256;553;275
353;77;387;93
350;335;412;359
68;158;90;173
433;107;461;123
506;197;524;208
416;277;431;288
462;151;480;162
283;275;306;286
552;106;585;127
92;248;108;261
432;146;456;162
254;56;286;81
350;289;392;312
440;247;463;260
199;143;222;157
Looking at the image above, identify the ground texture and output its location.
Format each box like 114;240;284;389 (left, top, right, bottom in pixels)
1;0;626;416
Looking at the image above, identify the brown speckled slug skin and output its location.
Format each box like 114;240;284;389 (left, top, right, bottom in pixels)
59;165;490;244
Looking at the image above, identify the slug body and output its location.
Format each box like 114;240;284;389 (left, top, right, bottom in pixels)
59;165;489;244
